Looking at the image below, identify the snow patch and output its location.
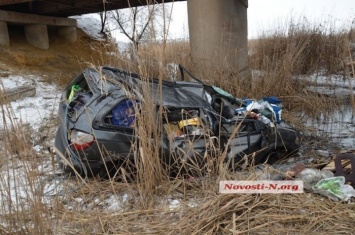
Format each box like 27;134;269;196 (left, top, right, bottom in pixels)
71;14;105;40
0;75;60;130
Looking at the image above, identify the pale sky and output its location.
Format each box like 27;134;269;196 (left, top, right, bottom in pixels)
167;0;355;39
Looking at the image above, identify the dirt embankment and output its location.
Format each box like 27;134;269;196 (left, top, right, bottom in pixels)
0;26;116;87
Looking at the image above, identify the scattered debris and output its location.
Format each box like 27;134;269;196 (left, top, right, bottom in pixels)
296;154;355;201
313;176;355;201
323;153;355;184
315;149;330;158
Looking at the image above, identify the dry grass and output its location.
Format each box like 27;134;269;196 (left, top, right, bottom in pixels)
249;17;348;74
0;17;355;235
21;176;349;235
0;93;353;234
246;18;353;119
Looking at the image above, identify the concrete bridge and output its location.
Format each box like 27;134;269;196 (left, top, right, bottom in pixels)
0;0;248;74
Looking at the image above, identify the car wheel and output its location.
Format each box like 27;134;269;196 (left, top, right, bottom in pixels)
263;147;293;164
97;161;120;179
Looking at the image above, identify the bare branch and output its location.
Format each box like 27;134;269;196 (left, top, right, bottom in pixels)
108;3;171;49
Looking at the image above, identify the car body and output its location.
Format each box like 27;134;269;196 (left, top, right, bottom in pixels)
54;65;299;177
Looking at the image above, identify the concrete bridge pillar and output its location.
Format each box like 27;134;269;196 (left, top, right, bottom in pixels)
57;26;77;42
0;21;10;47
24;24;49;49
188;0;248;76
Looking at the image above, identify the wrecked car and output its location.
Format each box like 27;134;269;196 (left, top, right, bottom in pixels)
54;65;300;177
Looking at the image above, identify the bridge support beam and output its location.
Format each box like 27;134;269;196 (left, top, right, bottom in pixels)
0;21;10;47
188;0;248;76
57;26;77;42
24;24;49;49
0;10;77;49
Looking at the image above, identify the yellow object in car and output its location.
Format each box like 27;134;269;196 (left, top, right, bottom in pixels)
178;117;201;129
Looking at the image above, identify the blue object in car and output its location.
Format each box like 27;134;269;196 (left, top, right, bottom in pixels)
111;100;137;127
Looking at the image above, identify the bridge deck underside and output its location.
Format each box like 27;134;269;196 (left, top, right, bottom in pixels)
0;0;184;17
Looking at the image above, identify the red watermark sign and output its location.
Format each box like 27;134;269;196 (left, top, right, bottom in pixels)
219;181;303;193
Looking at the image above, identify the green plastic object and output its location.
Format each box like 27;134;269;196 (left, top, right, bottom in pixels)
68;85;80;102
313;177;343;195
313;176;355;201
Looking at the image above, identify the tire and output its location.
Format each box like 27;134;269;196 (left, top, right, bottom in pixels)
262;147;292;164
97;161;121;179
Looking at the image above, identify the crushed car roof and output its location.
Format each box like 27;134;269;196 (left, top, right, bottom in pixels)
83;66;212;109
